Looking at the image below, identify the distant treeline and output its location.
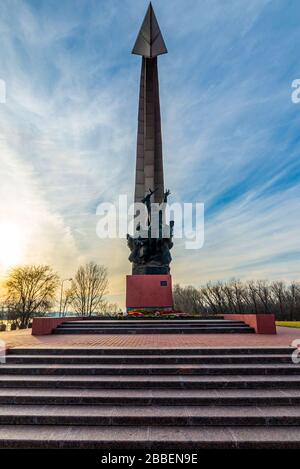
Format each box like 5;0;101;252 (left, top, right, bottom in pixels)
173;280;300;320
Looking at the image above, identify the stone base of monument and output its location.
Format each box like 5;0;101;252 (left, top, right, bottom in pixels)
126;274;173;312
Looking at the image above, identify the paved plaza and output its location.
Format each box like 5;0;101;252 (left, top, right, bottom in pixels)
1;326;299;349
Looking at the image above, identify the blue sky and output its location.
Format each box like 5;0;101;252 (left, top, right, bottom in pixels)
0;0;299;306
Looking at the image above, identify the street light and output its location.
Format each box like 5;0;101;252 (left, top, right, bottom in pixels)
59;278;73;317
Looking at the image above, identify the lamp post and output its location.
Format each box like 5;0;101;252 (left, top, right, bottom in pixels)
59;278;72;317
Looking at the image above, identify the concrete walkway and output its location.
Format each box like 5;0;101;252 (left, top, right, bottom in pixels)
0;326;299;349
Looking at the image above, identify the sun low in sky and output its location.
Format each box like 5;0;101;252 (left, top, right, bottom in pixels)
0;222;25;271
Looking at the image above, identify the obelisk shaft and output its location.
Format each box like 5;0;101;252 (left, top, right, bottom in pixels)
135;56;164;203
132;3;167;204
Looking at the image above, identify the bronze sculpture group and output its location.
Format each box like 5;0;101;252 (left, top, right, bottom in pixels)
127;189;174;275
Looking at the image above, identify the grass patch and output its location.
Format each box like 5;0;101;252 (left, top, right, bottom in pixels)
276;321;300;328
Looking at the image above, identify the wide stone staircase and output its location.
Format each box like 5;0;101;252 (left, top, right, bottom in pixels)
53;319;255;334
0;347;300;448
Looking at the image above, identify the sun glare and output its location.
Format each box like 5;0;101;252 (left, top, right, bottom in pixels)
0;222;24;270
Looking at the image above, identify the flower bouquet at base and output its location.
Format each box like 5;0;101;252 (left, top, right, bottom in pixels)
127;309;197;319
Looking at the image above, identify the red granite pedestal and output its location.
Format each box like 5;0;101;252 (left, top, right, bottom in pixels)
126;274;173;311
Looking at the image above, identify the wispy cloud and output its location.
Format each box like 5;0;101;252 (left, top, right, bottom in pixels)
0;0;299;305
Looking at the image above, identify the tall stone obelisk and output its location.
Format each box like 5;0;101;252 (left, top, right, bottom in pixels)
132;2;167;204
126;3;173;312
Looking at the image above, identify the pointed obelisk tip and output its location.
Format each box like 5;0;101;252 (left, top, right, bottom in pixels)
132;3;168;58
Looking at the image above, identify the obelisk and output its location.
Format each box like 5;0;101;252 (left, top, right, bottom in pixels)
126;3;173;313
132;2;167;204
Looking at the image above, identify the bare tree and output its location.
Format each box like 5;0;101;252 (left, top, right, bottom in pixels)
221;280;242;313
60;287;74;317
232;280;247;313
270;281;286;318
69;262;108;316
5;265;59;328
173;284;206;315
201;282;226;314
102;302;123;316
255;280;272;313
245;281;260;314
285;282;300;321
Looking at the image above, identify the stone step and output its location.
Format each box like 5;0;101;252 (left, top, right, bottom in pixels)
8;347;294;356
53;327;255;334
80;316;226;320
2;345;300;449
0;388;299;406
0;425;299;448
0;363;299;375
0;404;299;426
4;354;295;365
62;319;231;324
58;322;248;327
0;374;299;389
59;320;247;326
56;326;250;331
